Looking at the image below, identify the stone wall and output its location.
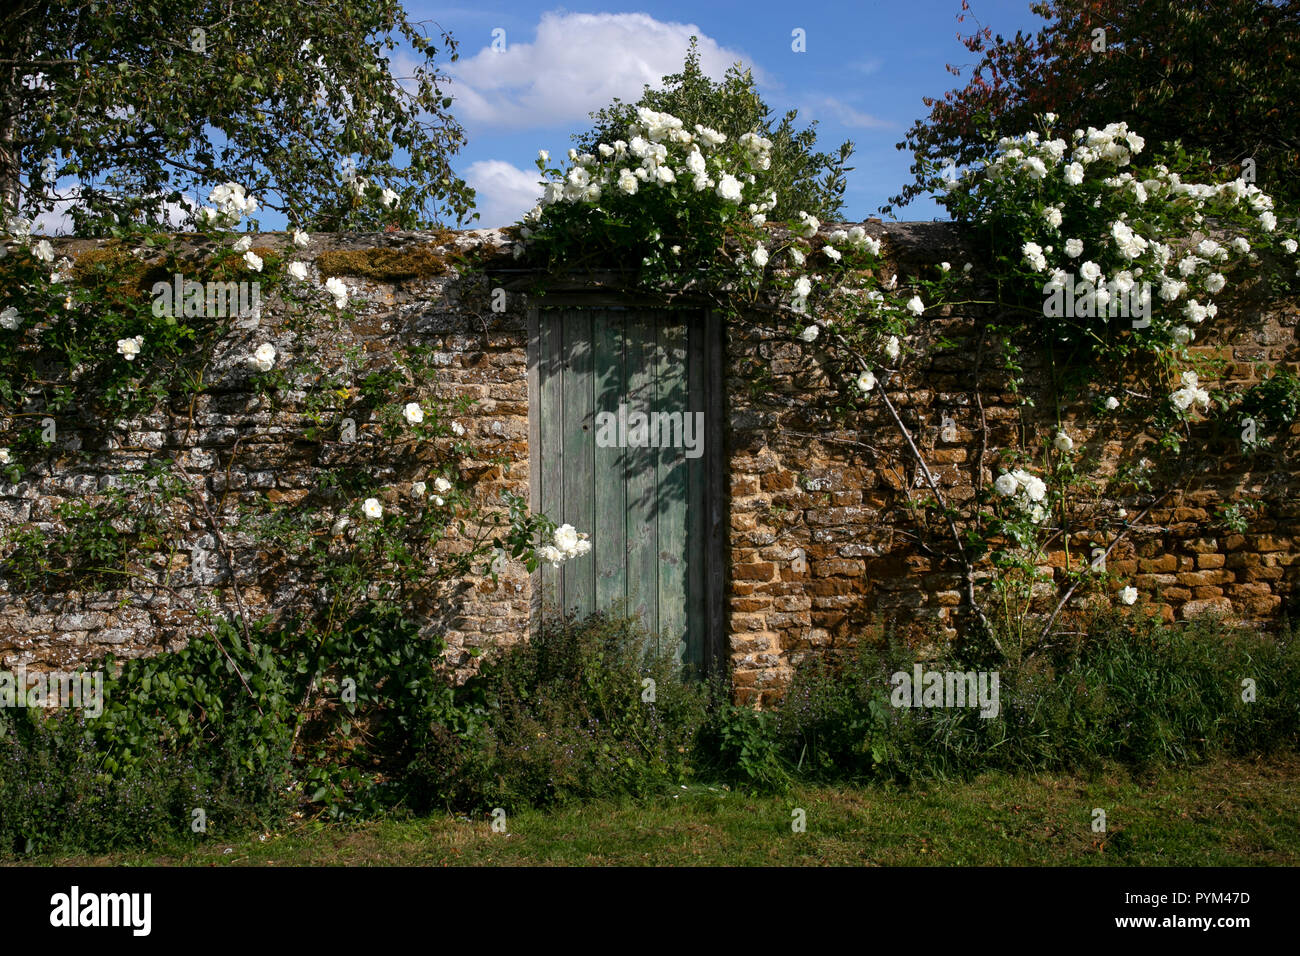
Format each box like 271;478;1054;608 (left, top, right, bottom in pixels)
1;223;1297;706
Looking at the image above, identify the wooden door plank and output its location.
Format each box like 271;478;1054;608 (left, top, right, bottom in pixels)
655;311;690;666
624;310;659;646
593;307;629;614
538;307;566;625
561;307;596;618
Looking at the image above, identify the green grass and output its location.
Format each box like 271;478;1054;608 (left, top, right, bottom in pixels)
19;754;1299;866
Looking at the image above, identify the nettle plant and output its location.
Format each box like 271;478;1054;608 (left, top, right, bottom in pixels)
519;109;1298;655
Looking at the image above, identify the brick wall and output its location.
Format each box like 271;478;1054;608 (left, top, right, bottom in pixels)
2;224;1296;706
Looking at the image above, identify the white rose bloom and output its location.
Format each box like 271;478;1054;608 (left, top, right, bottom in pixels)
1230;237;1250;254
554;524;580;553
1079;261;1102;284
0;307;18;330
433;477;452;494
1205;273;1226;293
433;496;446;507
32;239;54;262
450;421;465;437
1260;211;1276;232
292;229;310;247
1118;586;1138;606
287;261;309;281
824;247;841;262
1022;475;1047;502
1043;206;1063;228
243;251;263;272
798;325;820;343
617;169;639;195
1282;239;1298;254
789;248;805;266
751;245;769;268
537;149;550;164
793;276;813;299
1053;432;1074;453
232;235;252;253
1105;396;1120;410
324;276;348;308
116;335;144;361
380;188;399;208
994;472;1019;496
363;498;383;520
1172;326;1194;345
1021;241;1047;271
538;544;565;568
905;296;925;316
403;402;424;425
1063;162;1084;185
716;174;744;202
597;144;614;158
1064;238;1083;258
855;369;876;394
248;342;277;372
884;336;901;362
410;481;427;499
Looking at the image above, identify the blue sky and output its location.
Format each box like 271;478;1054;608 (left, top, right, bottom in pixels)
423;0;1048;227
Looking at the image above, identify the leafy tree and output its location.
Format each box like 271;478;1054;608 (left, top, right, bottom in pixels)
0;0;475;232
574;37;855;222
887;0;1300;216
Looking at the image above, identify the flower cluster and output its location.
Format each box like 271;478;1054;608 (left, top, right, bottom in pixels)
537;523;592;569
198;182;259;227
993;468;1050;523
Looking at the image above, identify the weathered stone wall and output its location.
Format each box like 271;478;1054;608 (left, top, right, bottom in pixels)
725;222;1299;703
2;223;1297;707
0;229;533;676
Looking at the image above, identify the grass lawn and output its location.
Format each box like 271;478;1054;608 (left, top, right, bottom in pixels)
21;754;1299;866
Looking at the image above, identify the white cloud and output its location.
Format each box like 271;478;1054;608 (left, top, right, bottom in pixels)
800;95;891;130
449;11;753;130
464;159;544;228
28;184;198;235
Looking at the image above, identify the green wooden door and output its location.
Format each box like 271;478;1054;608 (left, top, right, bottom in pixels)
532;305;721;676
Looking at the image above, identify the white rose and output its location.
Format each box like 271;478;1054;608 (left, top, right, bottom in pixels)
403;402;424;425
994;473;1019;497
798;325;819;343
450;421;465;437
233;235;252;253
433;477;452;494
905;296;925;316
855;369;876;394
553;524;580;553
363;498;383;520
1065;238;1083;257
1053;432;1074;453
380;188;399;208
751;245;768;268
410;481;427;499
243;251;263;272
117;335;144;361
1118;586;1138;606
32;239;54;263
292;229;310;247
716;174;744;202
1105;396;1119;410
884;336;900;362
247;342;276;372
287;261;309;281
324;276;348;308
0;307;18;330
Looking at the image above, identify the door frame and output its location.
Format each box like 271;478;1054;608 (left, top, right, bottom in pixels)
526;298;728;679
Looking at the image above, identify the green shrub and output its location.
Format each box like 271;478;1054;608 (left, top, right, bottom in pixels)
407;609;712;811
773;611;1300;783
